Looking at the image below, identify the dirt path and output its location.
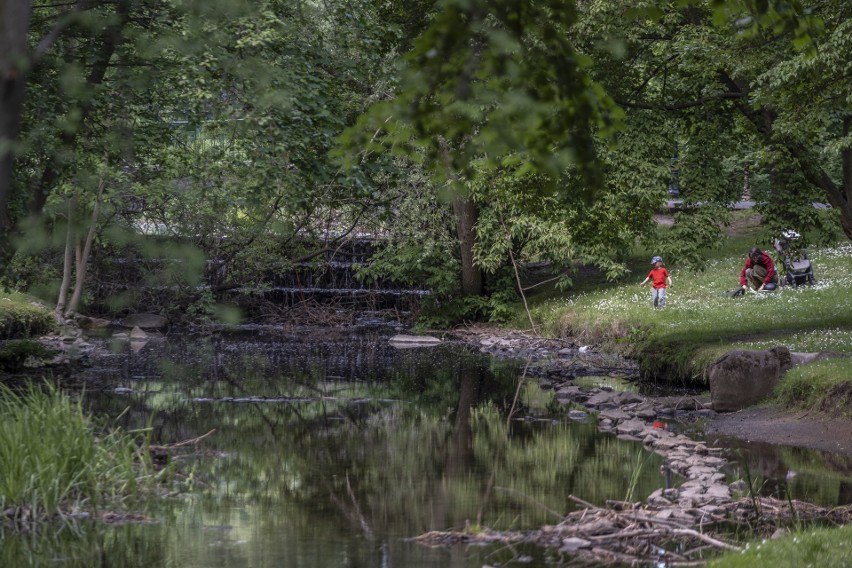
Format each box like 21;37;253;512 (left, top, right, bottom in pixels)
705;405;852;455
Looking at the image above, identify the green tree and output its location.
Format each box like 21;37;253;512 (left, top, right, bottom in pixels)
572;0;849;255
7;0;408;314
341;0;621;300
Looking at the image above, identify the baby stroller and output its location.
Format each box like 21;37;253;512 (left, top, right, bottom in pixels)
772;229;815;287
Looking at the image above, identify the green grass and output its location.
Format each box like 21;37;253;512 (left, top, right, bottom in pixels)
524;240;852;384
0;291;55;339
0;384;152;522
708;524;852;568
771;358;852;417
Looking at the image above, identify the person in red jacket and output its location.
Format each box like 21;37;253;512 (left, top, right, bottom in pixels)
640;256;672;308
740;246;778;292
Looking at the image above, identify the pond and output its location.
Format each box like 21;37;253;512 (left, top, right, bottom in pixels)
2;326;850;567
2;327;665;566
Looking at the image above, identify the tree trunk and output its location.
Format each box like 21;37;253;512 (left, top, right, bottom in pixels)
453;196;483;297
843;115;852;238
0;0;32;256
55;198;75;317
65;178;105;317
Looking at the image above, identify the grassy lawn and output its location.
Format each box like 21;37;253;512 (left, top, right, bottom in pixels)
708;524;852;568
518;233;852;399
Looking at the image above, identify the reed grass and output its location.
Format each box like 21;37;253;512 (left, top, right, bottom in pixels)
0;384;149;523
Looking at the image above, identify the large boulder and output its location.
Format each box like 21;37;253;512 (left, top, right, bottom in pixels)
708;346;791;412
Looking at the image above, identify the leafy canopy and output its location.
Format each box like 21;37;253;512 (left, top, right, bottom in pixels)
339;0;622;196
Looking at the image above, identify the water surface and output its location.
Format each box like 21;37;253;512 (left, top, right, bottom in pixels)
7;327;845;566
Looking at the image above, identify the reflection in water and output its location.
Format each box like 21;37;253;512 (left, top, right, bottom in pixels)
5;328;674;567
711;436;852;508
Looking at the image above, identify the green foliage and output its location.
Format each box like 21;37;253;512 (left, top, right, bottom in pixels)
572;0;851;258
7;0;849;322
662;205;731;270
183;288;217;323
1;250;62;303
0;384;151;520
709;524;852;568
340;0;620;192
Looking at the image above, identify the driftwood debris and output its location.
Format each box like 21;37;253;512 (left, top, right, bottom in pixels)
148;429;217;468
414;495;852;566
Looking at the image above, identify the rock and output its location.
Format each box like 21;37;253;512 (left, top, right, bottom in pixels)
708;346;791;412
790;351;842;366
616;419;647;436
122;313;168;330
556;385;585;397
567;410;589;422
599;408;631;422
614;392;645;405
771;528;790;539
129;326;148;340
632;403;658;419
647;489;673;506
389;334;441;348
617;434;644;441
75;314;112;330
560;537;591;552
703;484;732;501
585;391;619;408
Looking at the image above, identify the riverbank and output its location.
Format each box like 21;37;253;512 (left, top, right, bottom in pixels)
446;324;852;455
437;324;852;565
512;236;852;416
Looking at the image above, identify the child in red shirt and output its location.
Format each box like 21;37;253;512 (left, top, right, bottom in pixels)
639;256;672;308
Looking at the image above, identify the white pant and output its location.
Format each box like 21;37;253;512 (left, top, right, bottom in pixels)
651;287;667;308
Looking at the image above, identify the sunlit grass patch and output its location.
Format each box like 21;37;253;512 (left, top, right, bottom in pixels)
771;358;852;417
527;240;852;383
737;329;852;354
708;523;852;568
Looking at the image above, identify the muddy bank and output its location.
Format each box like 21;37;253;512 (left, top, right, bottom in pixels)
706;406;852;455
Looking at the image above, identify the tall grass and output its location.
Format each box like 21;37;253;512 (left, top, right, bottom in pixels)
0;384;149;522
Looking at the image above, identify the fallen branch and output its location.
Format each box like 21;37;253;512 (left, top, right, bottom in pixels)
149;429;216;451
